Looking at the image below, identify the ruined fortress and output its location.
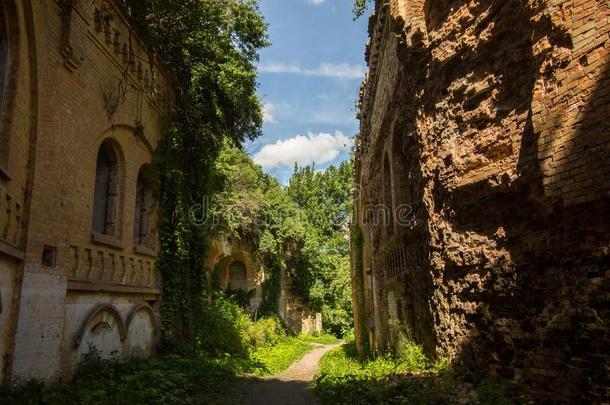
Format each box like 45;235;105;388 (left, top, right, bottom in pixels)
352;0;609;402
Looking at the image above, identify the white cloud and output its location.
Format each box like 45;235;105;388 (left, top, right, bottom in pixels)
307;0;327;5
304;63;365;79
262;103;277;124
258;63;302;74
258;62;365;80
253;131;353;169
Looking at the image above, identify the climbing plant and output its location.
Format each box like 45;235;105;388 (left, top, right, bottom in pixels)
118;0;269;350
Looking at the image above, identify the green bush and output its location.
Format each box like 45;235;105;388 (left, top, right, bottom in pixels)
396;334;429;371
198;295;253;356
0;353;241;404
248;316;285;348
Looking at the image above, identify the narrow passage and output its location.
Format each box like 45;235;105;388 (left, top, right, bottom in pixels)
238;343;342;405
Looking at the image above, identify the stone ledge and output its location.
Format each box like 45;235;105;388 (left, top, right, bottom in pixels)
91;232;123;249
134;244;157;258
0;239;25;261
67;279;160;296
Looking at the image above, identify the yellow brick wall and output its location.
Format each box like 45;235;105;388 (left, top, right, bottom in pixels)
1;0;166;381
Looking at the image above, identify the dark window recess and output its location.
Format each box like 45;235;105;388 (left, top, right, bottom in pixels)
228;261;247;291
92;142;119;236
42;246;57;267
133;165;155;249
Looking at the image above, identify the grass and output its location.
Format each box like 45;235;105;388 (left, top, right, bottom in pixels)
249;336;313;375
0;333;328;404
314;342;522;405
0;354;245;405
298;333;341;345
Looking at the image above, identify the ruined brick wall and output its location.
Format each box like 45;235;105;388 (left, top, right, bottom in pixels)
353;0;610;402
1;0;169;381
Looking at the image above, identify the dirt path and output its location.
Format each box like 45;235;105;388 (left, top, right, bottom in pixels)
237;343;342;405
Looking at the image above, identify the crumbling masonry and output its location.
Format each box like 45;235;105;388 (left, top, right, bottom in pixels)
352;0;610;402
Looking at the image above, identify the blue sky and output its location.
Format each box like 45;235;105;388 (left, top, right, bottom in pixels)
247;0;369;183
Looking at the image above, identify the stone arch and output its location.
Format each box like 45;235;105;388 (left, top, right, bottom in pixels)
125;302;157;358
133;164;156;249
92;138;125;238
73;304;126;359
0;0;20;174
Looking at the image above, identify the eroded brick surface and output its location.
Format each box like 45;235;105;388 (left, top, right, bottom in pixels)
353;1;610;402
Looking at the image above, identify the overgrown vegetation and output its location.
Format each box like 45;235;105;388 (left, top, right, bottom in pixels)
1;301;323;404
286;163;354;336
0;354;241;404
314;342;523;404
113;0;269;349
210;143;354;336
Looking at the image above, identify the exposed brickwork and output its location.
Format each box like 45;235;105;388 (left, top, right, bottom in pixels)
0;0;166;381
353;0;610;402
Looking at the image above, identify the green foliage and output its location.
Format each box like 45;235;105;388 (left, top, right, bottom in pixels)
314;342;522;405
248;316;285;348
199;295;253;356
298;333;341;345
250;337;312;376
198;294;291;357
395;332;430;371
477;377;522;405
352;0;373;19
118;0;269;349
209;143;354;337
0;354;242;404
287;161;354;336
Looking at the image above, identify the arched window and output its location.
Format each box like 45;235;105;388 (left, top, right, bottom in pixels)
383;153;394;239
133;165;155;248
92;142;119;236
228;261;247;291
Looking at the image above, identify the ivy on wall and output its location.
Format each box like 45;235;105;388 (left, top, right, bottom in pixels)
117;0;269;350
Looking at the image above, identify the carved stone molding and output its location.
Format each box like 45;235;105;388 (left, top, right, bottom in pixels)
58;0;83;72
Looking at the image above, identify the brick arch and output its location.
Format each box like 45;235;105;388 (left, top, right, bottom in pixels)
72;303;127;349
213;250;256;290
125;302;158;357
126;302;157;331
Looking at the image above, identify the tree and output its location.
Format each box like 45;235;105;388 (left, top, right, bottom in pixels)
119;1;269;349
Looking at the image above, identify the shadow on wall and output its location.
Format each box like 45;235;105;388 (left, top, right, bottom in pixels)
443;48;610;404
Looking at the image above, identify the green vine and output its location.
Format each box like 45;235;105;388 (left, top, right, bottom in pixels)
118;0;269;351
